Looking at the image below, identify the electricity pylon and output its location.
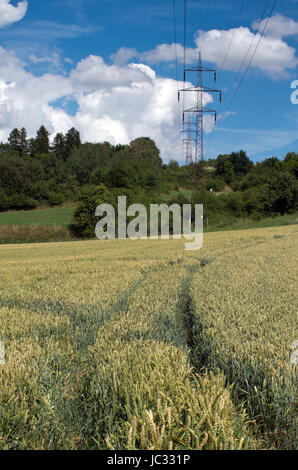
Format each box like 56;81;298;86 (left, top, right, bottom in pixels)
178;52;222;227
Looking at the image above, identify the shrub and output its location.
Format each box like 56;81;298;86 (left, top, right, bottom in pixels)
69;184;108;238
0;189;9;212
205;177;226;192
7;194;38;210
47;192;65;206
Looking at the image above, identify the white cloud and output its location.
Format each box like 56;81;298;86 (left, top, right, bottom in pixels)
29;52;61;68
110;47;138;65
0;46;73;138
0;0;28;28
0;48;208;161
139;43;198;65
129;63;156;81
111;43;198;66
1;14;296;162
195;22;298;78
70;55;152;91
71;58;210;157
252;13;298;39
111;15;298;79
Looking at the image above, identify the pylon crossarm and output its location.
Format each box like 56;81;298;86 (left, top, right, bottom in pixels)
179;86;221;93
185;66;216;73
184;107;216;114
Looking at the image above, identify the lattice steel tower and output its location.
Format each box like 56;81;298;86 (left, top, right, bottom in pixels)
179;52;222;226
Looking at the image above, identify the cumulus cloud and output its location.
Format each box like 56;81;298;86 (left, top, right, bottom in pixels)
0;47;212;161
2;13;296;161
112;15;298;79
252;13;298;39
0;0;28;28
110;47;138;65
111;43;198;66
0;46;73;138
195;14;298;78
70;55;152;91
70;58;212;158
139;43;198;65
195;25;298;77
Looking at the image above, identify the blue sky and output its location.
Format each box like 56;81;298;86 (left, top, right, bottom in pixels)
0;0;297;163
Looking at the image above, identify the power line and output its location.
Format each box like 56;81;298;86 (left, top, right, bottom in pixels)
200;0;211;61
182;0;189;161
205;0;275;160
173;0;179;85
204;0;248;158
172;0;181;139
217;0;245;79
222;0;271;105
225;0;277;113
203;0;211;30
183;0;187;75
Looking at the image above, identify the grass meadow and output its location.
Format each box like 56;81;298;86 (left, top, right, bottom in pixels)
0;204;297;245
0;206;75;227
0;225;297;449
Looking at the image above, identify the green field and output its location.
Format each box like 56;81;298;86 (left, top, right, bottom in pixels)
0;225;297;450
0;204;297;235
206;212;298;232
0;206;75;227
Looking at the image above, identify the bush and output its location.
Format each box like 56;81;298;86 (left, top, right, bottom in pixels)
7;194;38;210
220;192;243;217
69;184;108;238
205;177;226;192
47;192;65;206
168;193;190;206
0;189;9;212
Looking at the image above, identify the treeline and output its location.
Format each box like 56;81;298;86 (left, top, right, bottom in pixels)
0;126;82;210
0;126;170;211
0;125;297;235
190;150;298;225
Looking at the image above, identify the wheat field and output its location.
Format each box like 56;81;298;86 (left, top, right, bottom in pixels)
0;225;297;449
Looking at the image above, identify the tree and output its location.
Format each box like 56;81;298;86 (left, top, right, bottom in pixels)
65;127;81;159
229;150;253;175
215;154;230;177
261;157;281;170
8;128;28;156
91;166;108;185
53;132;66;160
215;155;235;184
70;184;108;238
67;143;112;185
216;151;253;179
0;188;8;211
283;152;298;178
35;125;50;154
268;171;297;215
19;128;28;156
0;155;27;195
129;137;163;168
222;160;234;185
0;142;10;152
107;158;137;188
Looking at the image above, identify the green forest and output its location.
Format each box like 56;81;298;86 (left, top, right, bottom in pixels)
0;126;297;238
